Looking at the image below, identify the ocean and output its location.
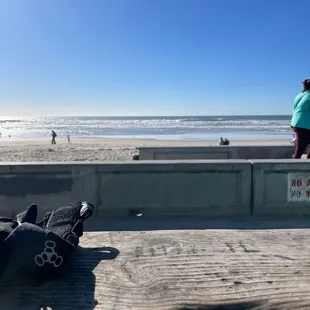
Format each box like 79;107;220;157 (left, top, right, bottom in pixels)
0;115;294;141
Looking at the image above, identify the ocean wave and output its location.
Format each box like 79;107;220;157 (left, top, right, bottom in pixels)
0;115;293;139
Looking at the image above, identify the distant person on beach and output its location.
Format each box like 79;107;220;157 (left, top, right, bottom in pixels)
291;79;310;158
67;135;71;143
51;130;57;144
223;138;230;145
218;137;225;145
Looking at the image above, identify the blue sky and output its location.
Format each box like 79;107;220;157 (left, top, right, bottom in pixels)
0;0;309;116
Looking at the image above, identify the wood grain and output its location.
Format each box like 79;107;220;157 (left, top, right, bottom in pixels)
2;229;310;309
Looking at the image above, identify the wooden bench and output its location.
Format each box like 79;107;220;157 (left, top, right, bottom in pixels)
2;227;310;309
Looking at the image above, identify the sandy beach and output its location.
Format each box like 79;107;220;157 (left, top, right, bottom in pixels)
0;137;292;162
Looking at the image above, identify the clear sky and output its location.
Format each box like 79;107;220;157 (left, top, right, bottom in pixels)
0;0;309;116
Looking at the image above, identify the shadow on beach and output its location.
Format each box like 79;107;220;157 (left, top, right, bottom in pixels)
0;246;119;310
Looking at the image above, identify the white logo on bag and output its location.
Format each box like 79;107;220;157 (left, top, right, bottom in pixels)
34;241;64;268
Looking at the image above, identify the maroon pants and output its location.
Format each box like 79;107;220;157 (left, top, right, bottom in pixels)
292;127;310;158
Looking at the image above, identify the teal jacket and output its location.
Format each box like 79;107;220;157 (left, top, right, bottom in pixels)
291;90;310;130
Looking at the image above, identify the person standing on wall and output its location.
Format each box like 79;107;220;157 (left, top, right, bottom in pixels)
291;79;310;158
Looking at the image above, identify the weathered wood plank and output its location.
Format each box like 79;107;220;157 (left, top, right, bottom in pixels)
2;229;310;309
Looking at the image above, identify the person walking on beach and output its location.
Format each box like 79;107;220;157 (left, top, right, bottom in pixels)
291;79;310;158
51;130;57;144
67;135;71;143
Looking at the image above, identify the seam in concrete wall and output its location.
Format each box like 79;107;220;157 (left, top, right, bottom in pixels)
249;162;254;216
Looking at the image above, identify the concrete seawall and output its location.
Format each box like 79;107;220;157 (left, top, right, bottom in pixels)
139;145;296;160
0;161;251;218
0;163;97;218
0;160;310;218
251;159;310;216
96;160;251;218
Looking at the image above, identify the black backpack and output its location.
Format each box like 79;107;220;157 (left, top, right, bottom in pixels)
0;201;94;284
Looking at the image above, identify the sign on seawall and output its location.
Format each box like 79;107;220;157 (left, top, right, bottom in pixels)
288;173;310;201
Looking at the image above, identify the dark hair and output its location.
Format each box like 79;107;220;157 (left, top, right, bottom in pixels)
303;79;310;91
